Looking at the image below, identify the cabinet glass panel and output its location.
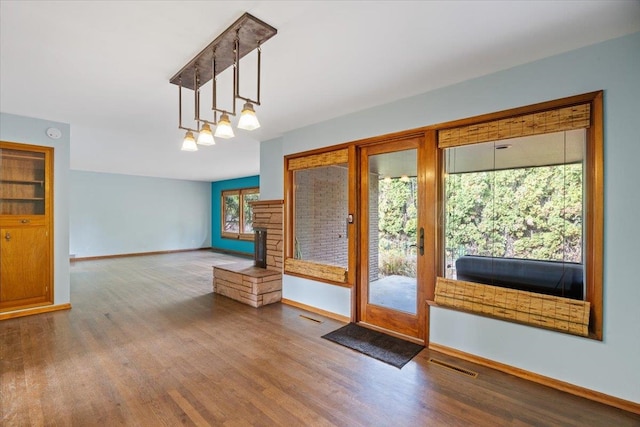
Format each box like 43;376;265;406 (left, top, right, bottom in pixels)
0;148;46;215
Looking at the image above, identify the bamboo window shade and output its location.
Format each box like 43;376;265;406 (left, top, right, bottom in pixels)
284;258;347;284
438;103;591;148
434;277;591;336
287;148;348;171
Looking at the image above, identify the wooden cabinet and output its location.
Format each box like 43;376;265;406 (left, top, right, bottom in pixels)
0;142;53;312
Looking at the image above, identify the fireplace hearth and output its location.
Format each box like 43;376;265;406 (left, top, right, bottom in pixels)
212;200;283;308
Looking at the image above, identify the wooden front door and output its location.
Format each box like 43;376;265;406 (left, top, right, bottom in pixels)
357;135;429;342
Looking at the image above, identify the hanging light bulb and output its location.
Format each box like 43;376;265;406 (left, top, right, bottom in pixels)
237;102;260;131
197;123;215;145
214;113;235;139
181;131;198;151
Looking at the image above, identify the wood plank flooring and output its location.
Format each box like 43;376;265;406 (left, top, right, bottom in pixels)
1;250;638;426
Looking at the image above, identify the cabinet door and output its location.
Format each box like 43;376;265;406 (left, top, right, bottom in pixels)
0;147;47;216
0;226;50;308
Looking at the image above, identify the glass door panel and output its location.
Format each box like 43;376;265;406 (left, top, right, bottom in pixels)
0;148;46;215
368;151;418;314
359;136;424;341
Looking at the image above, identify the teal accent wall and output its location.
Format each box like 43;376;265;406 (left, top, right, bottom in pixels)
211;175;259;255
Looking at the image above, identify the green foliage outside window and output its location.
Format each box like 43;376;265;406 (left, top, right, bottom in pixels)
445;164;583;272
224;194;240;233
378;177;418;278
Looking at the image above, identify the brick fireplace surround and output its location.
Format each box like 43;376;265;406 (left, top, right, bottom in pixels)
212;200;283;307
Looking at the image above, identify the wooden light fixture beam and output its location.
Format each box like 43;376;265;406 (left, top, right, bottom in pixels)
169;13;277;91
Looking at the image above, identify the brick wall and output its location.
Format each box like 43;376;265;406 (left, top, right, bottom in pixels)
294;165;348;268
292;167;379;280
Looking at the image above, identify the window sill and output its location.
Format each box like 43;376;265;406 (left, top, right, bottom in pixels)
221;234;255;241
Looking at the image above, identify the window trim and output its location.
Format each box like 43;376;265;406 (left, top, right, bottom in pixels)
221;187;260;241
284;146;357;287
434;91;603;340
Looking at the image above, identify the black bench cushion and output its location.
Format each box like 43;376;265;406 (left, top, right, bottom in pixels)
455;255;584;300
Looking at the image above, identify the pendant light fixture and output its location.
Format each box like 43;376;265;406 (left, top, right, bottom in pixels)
237;102;260;131
181;131;198;151
197;123;215;145
214;113;235;139
170;13;276;151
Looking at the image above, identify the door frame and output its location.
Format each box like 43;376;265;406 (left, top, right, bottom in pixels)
354;131;437;344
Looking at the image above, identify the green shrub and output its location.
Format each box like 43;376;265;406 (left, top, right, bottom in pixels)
379;250;416;278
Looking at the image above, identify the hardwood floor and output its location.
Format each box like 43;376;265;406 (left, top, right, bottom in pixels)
1;250;638;426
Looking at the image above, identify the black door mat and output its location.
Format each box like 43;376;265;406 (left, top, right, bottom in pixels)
321;323;424;369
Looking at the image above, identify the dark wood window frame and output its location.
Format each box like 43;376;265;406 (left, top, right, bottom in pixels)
221;187;260;241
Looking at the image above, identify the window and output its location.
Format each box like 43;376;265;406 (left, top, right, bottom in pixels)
437;93;603;339
444;130;585;299
293;164;349;268
284;147;355;285
221;187;259;240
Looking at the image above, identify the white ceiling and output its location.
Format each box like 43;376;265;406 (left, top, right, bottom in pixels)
1;1;639;182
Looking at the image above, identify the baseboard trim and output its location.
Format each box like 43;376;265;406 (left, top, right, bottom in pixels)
71;247;212;262
281;298;350;323
0;303;72;321
429;342;640;415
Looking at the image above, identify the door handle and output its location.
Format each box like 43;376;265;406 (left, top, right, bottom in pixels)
419;227;424;256
4;232;10;241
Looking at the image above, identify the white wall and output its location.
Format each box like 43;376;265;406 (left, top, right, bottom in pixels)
260;32;640;402
258;136;283;201
1;112;71;307
70;171;211;258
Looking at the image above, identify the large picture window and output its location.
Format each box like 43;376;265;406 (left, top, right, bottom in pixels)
221;187;259;240
436;93;603;339
444;129;585;299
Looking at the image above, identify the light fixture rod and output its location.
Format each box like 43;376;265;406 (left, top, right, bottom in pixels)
202;49;218;126
213;55;217;112
178;76;196;132
210;51;235;118
194;68;199;123
234;32;239;107
231;33;237;116
235;42;261;105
